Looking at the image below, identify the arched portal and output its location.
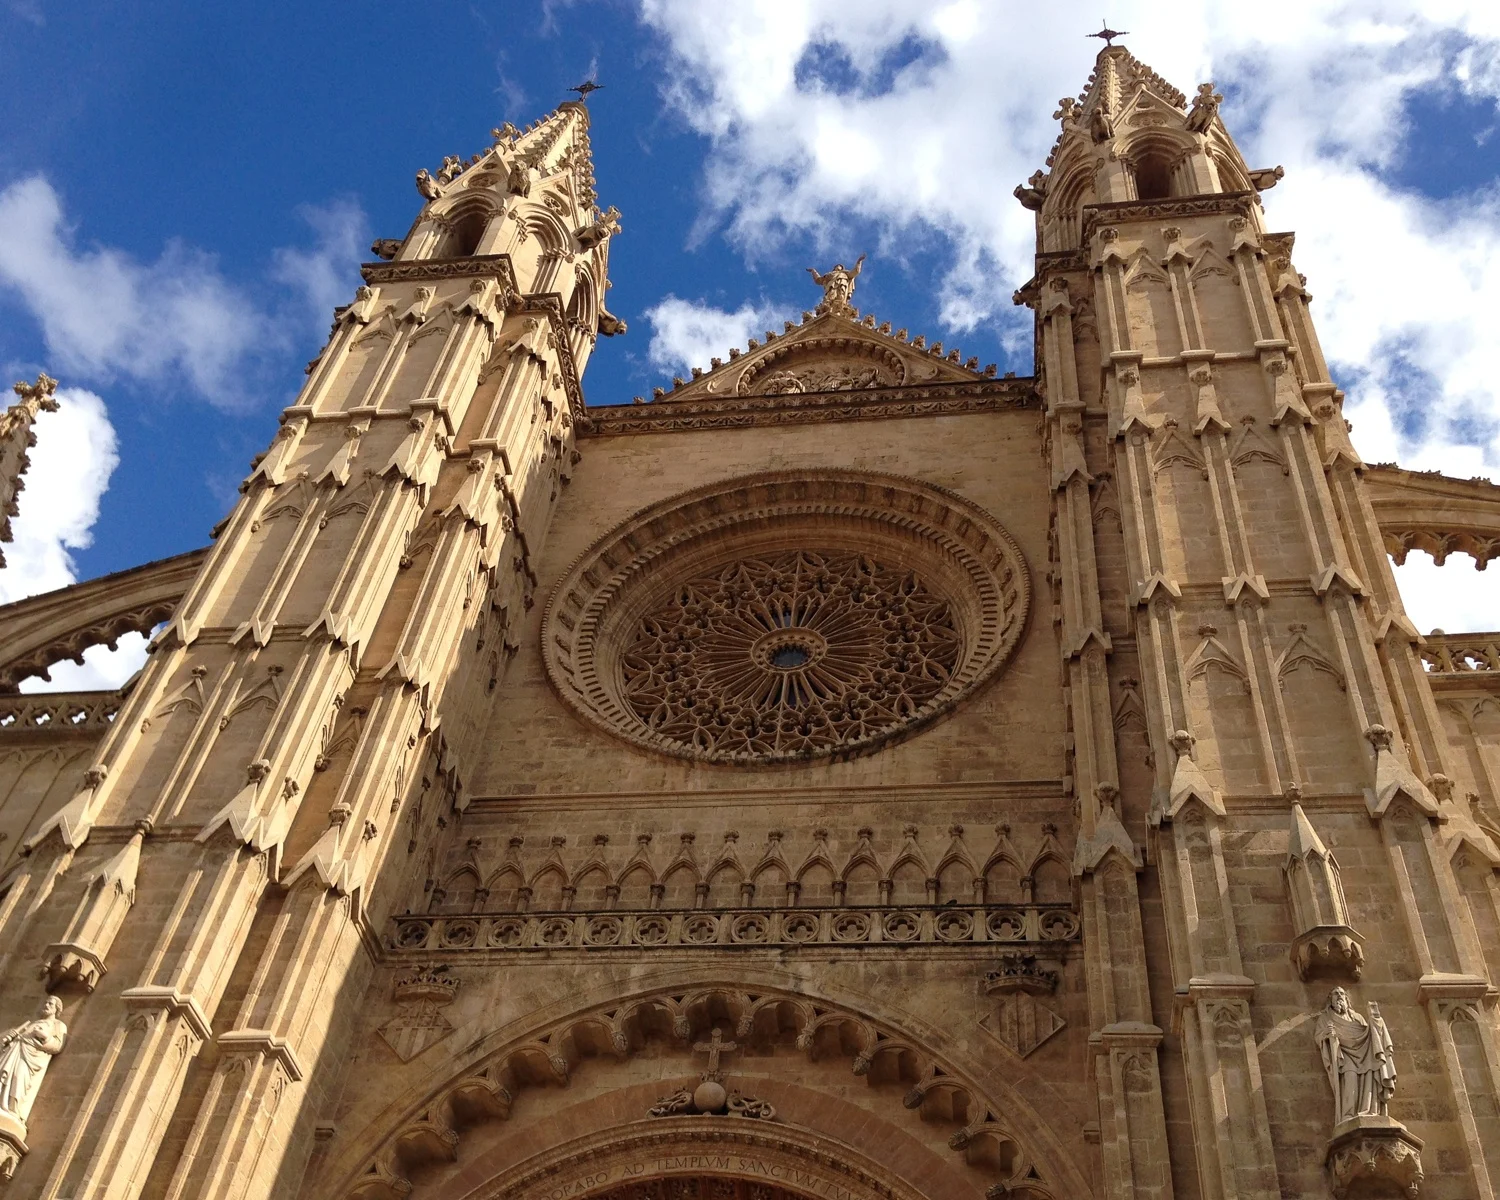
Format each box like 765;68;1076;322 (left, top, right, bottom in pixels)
455;1116;939;1200
325;975;1085;1200
597;1182;809;1200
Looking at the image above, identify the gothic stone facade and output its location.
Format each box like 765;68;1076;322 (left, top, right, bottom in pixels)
2;49;1500;1200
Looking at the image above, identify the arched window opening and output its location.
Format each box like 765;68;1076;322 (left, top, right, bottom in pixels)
436;208;489;258
1132;150;1175;200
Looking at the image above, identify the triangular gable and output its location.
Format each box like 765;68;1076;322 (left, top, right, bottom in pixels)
638;307;996;406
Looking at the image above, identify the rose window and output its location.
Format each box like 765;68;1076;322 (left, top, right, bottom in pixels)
542;470;1031;765
619;551;961;759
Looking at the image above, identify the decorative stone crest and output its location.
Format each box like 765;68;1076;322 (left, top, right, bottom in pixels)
378;966;459;1062
981;954;1065;1058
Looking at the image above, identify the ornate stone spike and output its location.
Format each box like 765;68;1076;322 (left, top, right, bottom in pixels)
1285;804;1365;981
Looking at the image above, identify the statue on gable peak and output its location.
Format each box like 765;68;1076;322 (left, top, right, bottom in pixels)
808;254;865;315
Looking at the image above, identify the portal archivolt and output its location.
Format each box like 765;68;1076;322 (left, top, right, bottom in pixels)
331;979;1082;1200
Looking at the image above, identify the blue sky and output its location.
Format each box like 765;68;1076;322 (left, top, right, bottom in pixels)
2;1;1499;685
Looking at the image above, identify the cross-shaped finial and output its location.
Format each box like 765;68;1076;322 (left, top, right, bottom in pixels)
1088;21;1129;47
11;373;59;413
692;1027;737;1078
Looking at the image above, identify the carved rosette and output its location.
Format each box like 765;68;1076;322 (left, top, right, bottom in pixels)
1326;1117;1423;1198
541;471;1031;764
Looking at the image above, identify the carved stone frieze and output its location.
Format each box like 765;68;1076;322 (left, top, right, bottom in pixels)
358;253;517;290
584;378;1036;435
391;903;1079;955
1080;191;1256;246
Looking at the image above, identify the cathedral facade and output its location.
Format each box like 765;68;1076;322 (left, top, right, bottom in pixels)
3;43;1500;1200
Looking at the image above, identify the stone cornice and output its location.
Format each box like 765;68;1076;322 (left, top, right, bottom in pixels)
581;378;1038;436
1081;190;1257;245
358;253;518;290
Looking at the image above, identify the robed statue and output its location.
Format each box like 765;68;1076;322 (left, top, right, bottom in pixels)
808;255;865;314
1315;987;1396;1126
0;996;66;1125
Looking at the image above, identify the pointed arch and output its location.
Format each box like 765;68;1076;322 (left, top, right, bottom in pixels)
325;972;1091;1200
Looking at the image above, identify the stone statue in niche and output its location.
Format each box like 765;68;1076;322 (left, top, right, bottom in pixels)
807;254;864;315
1315;987;1396;1124
0;996;66;1124
0;995;67;1177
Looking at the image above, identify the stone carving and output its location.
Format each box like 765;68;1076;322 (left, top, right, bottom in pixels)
1;373;60;570
541;472;1032;766
619;549;960;760
1284;803;1364;980
647;1027;777;1121
369;238;401;261
1316;988;1396;1125
377;966;459;1062
755;361;884;395
1185;82;1223;133
981;956;1065;1059
807;255;864;315
0;996;66;1177
0;996;66;1123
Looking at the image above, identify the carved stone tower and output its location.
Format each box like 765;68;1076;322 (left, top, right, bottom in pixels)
3;46;1500;1200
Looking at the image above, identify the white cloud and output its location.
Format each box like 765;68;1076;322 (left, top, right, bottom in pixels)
1392;554;1499;635
638;0;1500;630
0;387;152;691
644;295;795;377
0;387;118;605
0;177;368;411
270;198;372;325
21;632;151;694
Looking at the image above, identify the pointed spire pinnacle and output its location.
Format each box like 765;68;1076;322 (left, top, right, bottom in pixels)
1287;802;1331;862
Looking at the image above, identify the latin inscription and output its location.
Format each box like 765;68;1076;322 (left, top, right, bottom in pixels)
534;1153;871;1200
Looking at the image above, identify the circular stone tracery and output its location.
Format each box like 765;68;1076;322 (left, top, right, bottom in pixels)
542;471;1031;765
621;551;962;759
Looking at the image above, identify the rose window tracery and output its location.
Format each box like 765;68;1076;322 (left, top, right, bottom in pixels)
542;471;1031;765
619;550;961;759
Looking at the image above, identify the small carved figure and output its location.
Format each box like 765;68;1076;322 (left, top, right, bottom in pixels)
647;1086;694;1117
436;155;466;185
370;238;402;261
0;996;66;1124
1052;97;1079;127
1014;170;1047;210
506;161;531;197
1315;987;1396;1125
415;169;440;200
1089;105;1115;144
807;254;865;314
1186;82;1224;134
